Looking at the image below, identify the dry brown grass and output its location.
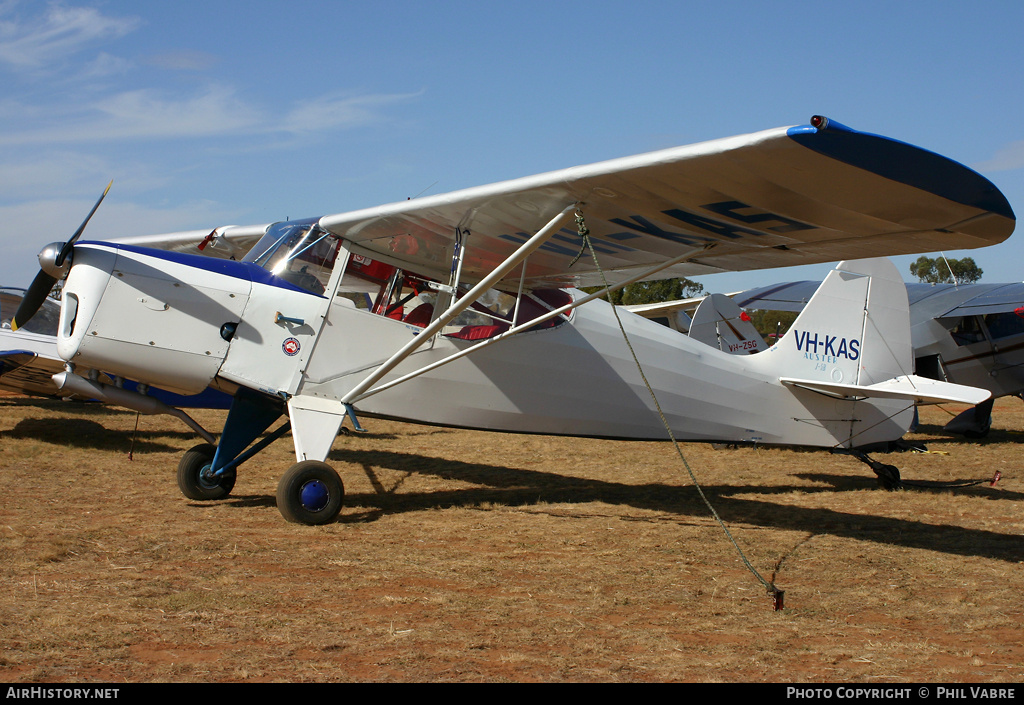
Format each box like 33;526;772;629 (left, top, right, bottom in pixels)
0;393;1021;682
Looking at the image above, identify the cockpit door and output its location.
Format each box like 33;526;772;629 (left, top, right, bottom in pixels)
217;221;347;396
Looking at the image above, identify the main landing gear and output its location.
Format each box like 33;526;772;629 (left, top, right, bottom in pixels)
276;460;345;525
177;443;237;500
847;450;902;490
174;388;347;525
176;448;345;524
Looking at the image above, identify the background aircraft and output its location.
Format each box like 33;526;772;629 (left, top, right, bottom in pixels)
630;278;1024;438
731;279;1024;437
9;117;1015;524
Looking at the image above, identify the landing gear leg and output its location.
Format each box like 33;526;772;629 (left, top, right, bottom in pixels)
175;387;285;503
849;451;903;490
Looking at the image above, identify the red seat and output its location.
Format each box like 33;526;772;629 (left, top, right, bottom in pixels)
448;324;509;340
403;304;434;327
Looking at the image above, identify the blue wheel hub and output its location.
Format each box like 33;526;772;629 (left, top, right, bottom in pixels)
299;479;330;512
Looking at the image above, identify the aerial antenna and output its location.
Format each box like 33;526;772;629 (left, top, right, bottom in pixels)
939;252;960;287
409;181;439;200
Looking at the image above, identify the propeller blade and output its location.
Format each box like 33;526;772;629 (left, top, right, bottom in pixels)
11;270;58;332
13;180;112;331
56;180;113;267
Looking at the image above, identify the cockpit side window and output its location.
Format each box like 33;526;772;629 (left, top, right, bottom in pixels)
333;253;573;339
983;311;1024;341
949;316;986;346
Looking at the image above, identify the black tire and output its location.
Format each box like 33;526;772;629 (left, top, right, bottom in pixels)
276;460;344;525
872;463;902;491
177;443;237;500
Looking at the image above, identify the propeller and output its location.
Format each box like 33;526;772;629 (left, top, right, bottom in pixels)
11;181;112;331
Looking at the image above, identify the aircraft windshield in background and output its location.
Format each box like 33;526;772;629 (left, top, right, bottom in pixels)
9;116;1015;524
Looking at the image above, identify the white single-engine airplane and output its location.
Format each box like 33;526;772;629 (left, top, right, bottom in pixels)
11;116;1015;524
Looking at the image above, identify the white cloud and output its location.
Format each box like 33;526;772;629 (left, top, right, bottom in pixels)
0;151;112;199
0;6;421;149
0;2;139;71
95;86;263;138
0;85;263;145
282;91;422;135
144;50;219;72
0;86;422;146
0;196;250;287
973;140;1024;173
80;50;132;78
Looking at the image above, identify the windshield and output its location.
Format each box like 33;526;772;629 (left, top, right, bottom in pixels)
243;219;341;295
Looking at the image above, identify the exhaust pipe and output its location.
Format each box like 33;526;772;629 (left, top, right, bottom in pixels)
52;371;217;445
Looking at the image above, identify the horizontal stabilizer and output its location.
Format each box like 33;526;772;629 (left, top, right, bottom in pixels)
780;375;990;406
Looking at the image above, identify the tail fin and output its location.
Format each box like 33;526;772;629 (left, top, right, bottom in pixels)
688;293;767;354
776;258;907;390
760;258;988;448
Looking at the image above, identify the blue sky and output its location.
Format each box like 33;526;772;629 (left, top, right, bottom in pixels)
2;0;1023;294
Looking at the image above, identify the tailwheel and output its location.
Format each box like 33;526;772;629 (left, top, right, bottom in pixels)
177;443;237;500
276;460;344;525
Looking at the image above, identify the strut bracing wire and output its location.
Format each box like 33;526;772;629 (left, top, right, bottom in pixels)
572;208;783;608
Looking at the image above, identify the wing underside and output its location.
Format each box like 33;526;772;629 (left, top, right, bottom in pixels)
317;118;1015;290
105;118;1015;293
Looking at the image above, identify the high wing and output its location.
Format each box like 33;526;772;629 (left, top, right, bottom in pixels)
906;282;1024;319
622;295;712;318
0;288;65;396
0;347;67;398
316;116;1014;290
102;116;1015;290
733;280;824;311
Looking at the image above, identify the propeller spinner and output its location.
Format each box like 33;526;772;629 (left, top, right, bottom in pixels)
11;181;112;331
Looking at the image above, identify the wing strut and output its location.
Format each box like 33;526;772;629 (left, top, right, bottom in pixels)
339;205;577;405
345;238;714;404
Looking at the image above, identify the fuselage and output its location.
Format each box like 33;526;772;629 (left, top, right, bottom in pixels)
54;235;915;449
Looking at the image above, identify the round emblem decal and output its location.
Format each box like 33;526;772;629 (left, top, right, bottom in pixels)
282;337;301;356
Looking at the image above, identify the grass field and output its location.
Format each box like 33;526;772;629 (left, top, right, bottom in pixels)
1;394;1021;682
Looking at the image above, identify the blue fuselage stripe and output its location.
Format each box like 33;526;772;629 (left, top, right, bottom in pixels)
79;241;323;297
